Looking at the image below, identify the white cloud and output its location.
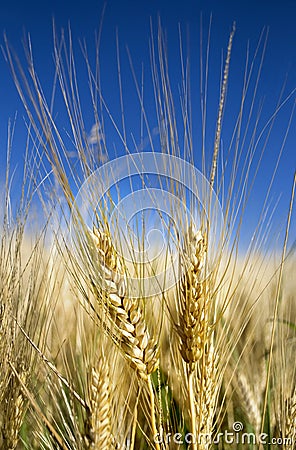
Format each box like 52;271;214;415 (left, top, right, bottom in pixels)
88;123;103;146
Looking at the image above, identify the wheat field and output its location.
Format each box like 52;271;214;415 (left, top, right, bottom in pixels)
0;19;295;450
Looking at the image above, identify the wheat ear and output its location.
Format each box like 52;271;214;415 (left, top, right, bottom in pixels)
177;226;217;450
85;358;119;450
233;370;262;434
1;379;25;450
91;226;160;448
91;226;159;380
178;227;209;372
284;392;296;449
0;282;26;449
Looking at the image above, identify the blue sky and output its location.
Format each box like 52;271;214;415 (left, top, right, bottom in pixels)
0;0;295;251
